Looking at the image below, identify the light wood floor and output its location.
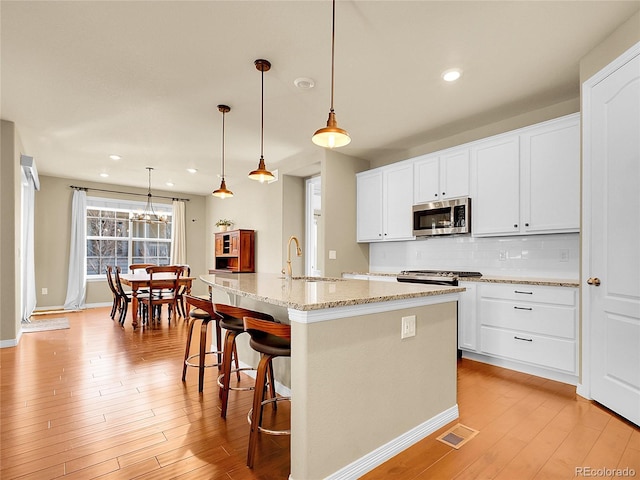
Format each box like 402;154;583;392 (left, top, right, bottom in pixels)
2;307;638;480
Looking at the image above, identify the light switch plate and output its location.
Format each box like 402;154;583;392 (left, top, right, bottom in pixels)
329;250;337;260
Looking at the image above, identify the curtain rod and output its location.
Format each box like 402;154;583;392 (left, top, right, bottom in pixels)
69;185;190;202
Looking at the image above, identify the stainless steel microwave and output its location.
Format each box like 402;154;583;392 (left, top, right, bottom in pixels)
412;197;471;237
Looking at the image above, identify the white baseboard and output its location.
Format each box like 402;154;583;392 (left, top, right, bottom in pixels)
461;351;579;386
312;405;459;480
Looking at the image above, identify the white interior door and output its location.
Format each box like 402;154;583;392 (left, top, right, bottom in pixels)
583;44;640;426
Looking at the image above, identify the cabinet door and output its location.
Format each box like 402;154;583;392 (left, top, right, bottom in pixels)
441;148;469;200
214;235;224;255
458;282;477;352
413;154;440;203
356;170;383;242
521;115;580;233
230;232;240;255
384;163;414;240
472;135;520;236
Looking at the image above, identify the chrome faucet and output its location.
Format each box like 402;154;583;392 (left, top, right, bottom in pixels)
283;235;302;278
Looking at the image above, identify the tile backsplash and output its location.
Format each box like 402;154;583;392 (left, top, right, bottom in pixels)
369;233;579;279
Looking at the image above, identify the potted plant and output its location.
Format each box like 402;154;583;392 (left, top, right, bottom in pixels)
216;219;233;232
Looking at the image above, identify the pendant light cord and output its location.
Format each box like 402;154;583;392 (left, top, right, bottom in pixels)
260;65;265;159
330;0;336;113
221;109;226;179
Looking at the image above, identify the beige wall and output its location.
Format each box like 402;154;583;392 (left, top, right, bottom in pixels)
580;10;640;83
34;175;208;308
321;150;370;277
371;98;580;170
290;301;457;479
0;120;22;344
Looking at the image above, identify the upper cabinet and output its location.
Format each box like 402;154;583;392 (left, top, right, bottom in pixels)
471;114;580;237
356;113;580;242
357;162;414;242
414;148;470;204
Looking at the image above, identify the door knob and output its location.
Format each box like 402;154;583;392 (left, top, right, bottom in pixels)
587;277;601;286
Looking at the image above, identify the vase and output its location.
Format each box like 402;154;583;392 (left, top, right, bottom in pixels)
218;225;228;232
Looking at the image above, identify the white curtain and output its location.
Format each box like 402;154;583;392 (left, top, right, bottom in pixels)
170;200;187;265
64;189;87;310
21;173;37;322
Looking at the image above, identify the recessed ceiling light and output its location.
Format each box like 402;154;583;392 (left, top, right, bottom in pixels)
100;173;109;178
166;181;174;187
294;77;315;90
109;154;121;160
186;168;198;174
442;69;462;82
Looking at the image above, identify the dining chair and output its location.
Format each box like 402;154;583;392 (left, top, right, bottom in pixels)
105;265;121;320
139;265;183;324
114;266;149;326
129;263;156;273
174;264;191;318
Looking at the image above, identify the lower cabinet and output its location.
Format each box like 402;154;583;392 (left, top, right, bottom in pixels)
475;283;578;378
457;281;478;352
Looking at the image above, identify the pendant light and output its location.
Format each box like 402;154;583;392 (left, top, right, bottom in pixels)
131;167;168;223
212;104;233;198
312;0;350;149
248;59;275;183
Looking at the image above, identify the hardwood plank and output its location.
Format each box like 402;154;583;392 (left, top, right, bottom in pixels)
2;307;638;480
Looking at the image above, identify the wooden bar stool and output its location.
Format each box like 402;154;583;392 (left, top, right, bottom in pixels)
214;305;276;419
182;295;223;392
243;316;291;469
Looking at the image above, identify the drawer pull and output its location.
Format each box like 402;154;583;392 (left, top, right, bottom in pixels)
514;336;533;342
514;306;533;311
514;290;533;295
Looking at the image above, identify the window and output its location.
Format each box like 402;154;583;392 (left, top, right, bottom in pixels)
86;197;172;278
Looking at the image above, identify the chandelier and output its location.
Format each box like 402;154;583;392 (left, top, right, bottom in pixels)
131;167;168;223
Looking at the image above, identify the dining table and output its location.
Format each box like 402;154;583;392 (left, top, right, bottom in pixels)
119;272;195;328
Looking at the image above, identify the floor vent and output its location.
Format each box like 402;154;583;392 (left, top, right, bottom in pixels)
436;423;479;449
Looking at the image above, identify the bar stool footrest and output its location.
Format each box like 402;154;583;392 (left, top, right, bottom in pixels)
217;367;257;391
247;397;291;436
185;351;222;369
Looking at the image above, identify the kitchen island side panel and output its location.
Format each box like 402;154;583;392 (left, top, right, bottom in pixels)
290;301;458;480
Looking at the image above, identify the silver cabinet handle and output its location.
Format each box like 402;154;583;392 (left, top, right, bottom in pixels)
514;306;533;311
514;336;533;342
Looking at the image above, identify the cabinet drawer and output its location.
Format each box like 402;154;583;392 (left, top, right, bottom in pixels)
480;326;576;373
478;283;576;306
479;299;576;339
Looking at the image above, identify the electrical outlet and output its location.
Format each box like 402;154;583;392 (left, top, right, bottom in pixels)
329;250;337;260
499;250;507;261
560;249;569;262
401;315;416;339
41;287;48;295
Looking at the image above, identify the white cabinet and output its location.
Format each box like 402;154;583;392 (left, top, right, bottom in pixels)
414;148;469;204
356;163;414;242
457;281;478;352
477;283;578;375
471;114;580;237
471;135;521;235
521;116;580;234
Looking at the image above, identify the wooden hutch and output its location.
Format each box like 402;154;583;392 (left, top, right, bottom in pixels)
213;229;255;272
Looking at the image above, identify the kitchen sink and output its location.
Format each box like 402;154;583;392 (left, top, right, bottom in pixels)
279;276;346;282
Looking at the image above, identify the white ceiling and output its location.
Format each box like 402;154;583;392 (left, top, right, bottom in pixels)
2;1;639;195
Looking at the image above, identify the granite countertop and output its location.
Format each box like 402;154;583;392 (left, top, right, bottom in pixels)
199;273;464;311
342;272;579;288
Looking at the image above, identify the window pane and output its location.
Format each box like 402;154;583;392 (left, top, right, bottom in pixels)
87;257;101;276
87;217;101;236
115;219;129;237
101;219;116;237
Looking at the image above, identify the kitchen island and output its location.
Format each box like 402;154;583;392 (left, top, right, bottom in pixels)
200;273;464;480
